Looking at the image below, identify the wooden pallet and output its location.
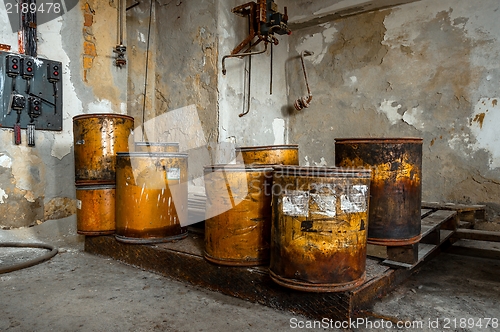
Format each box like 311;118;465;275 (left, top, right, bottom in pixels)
422;202;486;228
85;234;415;321
367;209;458;269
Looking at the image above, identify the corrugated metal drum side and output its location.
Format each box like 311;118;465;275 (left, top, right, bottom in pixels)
73;113;134;184
335;138;423;246
76;184;116;235
114;152;188;244
269;166;371;292
203;164;274;266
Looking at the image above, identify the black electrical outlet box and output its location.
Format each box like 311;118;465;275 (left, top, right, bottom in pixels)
29;97;42;117
6;55;20;77
47;62;60;82
0;51;63;131
11;94;26;110
22;57;35;78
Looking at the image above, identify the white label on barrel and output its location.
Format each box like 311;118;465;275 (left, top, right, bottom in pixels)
310;194;336;217
282;190;309;216
75;139;85;145
167;168;180;180
340;185;368;213
77;200;82;209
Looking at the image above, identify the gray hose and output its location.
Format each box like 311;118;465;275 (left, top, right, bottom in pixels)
0;242;58;274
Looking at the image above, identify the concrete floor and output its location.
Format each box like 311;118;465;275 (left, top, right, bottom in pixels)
1;216;499;332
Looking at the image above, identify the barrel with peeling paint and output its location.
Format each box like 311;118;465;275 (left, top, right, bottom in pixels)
269;166;371;292
134;142;180;153
335;138;423;246
203;164;274;266
76;183;115;235
73;114;134;184
235;145;299;165
114;152;188;243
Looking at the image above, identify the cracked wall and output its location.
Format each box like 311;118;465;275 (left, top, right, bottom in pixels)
287;0;500;215
127;0;219;185
0;2;125;228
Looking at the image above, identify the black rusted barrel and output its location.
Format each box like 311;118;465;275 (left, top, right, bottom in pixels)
335;138;423;246
269;166;371;292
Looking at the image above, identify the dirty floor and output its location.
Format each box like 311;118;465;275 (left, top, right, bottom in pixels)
0;216;499;332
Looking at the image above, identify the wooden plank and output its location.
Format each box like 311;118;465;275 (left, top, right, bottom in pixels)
452;229;500;242
421;202;486;212
448;239;500;260
85;234;393;321
386;243;418;264
382;243;435;269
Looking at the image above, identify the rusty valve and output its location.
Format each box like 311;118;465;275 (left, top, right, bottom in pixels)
294;50;314;111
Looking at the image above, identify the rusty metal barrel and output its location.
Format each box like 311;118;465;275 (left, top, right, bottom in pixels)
203;164;274;266
269;166;371;292
75;183;116;235
73;114;134;184
134;142;180;153
114;152;188;244
334;138;423;246
235;144;299;165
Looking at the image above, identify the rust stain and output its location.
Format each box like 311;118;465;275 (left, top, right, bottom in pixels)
269;166;371;292
45;197;77;220
235;145;299;165
473;112;486;129
204;165;273;266
493;99;498;106
430;138;435;146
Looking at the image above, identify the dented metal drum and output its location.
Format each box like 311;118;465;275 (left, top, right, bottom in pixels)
114;152;188;243
73;114;134;184
203;164;274;266
134;142;180;153
75;184;116;235
269;166;371;292
235;145;299;165
335;138;423;246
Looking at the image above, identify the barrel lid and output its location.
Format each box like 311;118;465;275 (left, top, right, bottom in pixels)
204;164;274;172
116;152;188;158
135;141;179;146
73;113;135;121
273;165;372;178
334;137;423;144
235;144;299;152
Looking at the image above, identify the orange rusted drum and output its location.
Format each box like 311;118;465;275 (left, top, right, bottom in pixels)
76;184;116;235
203;164;274;266
269;166;371;292
134;142;180;153
114;152;188;244
335;138;423;246
73;114;134;184
235;145;299;165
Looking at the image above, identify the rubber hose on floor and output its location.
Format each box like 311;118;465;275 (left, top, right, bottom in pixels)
0;242;58;274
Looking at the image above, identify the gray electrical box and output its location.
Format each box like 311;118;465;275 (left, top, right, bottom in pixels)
0;51;63;131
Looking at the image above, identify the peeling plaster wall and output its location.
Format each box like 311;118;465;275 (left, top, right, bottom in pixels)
0;1;126;227
217;0;290;152
287;0;500;215
127;1;219;185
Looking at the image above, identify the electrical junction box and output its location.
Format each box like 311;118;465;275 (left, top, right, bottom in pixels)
0;51;63;131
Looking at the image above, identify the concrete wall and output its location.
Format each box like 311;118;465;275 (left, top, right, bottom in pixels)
0;1;126;228
286;0;500;215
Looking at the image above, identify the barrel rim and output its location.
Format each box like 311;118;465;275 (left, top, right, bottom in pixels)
334;137;423;144
75;184;116;190
204;164;275;172
73;113;135;121
135;141;180;147
116;152;188;158
272;165;372;177
235;144;299;152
